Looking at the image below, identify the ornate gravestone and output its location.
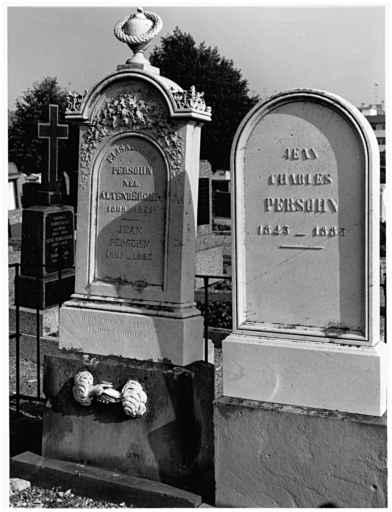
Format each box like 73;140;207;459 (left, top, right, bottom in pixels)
11;8;214;505
17;105;75;309
214;90;387;508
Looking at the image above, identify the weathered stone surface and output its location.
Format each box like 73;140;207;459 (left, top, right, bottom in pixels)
42;353;214;489
59;304;203;366
232;90;379;342
214;396;387;508
71;79;209;307
225;89;385;415
11;451;202;507
223;336;387;416
62;70;211;363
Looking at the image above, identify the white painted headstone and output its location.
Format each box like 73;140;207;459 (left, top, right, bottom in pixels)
59;71;211;366
224;89;386;416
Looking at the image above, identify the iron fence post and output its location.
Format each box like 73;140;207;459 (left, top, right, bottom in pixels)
15;263;20;415
36;272;41;400
204;276;209;362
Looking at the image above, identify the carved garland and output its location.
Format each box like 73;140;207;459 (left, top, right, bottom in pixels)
169;85;212;114
66;90;88;112
73;371;147;418
79;90;184;189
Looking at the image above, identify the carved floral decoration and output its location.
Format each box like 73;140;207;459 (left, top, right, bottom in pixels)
73;370;147;418
169;85;212;114
66;90;88;112
79;88;184;189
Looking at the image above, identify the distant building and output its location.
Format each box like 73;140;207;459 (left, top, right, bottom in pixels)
365;114;386;152
212;170;230;193
358;104;386;222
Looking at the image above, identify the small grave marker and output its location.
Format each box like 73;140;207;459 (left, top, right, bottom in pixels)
18;104;75;309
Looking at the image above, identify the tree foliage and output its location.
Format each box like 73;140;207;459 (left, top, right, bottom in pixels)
8;76;79;176
150;28;259;170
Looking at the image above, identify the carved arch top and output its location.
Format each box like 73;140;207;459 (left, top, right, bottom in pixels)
66;69;212;122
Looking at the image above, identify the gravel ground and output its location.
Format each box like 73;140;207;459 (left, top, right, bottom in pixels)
9;485;132;508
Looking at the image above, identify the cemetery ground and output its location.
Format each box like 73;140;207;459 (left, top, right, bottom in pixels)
9;246;223;507
9;243;385;507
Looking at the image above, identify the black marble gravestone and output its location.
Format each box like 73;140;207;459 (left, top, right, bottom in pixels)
17;105;75;309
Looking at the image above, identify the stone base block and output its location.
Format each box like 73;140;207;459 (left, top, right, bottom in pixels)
9;305;59;336
214;396;387;508
17;270;75;309
11;452;202;508
42;353;214;490
59;303;204;366
223;335;387;415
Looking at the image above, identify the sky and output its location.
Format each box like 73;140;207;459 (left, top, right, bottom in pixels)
6;3;386;111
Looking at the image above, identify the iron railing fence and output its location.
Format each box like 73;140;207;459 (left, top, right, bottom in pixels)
9;262;75;414
9;264;232;414
11;262;385;415
195;274;232;361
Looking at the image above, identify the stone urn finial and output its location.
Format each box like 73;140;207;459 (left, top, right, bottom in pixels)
114;7;163;68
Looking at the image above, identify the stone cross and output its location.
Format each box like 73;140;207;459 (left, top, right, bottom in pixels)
38;104;68;192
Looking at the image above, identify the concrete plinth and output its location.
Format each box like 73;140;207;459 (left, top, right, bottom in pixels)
59;302;204;366
42;353;214;490
11;452;203;508
223;335;387;416
214;396;387;508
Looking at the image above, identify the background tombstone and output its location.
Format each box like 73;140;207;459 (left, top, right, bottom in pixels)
197;160;212;232
8;162;25;240
17;104;75;309
214;89;387;508
195;160;223;289
14;8;215;504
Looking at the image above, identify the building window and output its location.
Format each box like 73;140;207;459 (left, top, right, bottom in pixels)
371;124;385;131
377;138;386;145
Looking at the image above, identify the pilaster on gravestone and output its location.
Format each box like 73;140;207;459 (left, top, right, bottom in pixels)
18;104;75;309
224;89;387;416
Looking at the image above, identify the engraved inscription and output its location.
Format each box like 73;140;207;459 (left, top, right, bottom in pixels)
80;313;155;339
265;198;338;212
269;173;332;185
95;137;167;288
45;211;74;270
242;100;364;333
260;146;341;245
125;451;184;471
283;148;319;159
